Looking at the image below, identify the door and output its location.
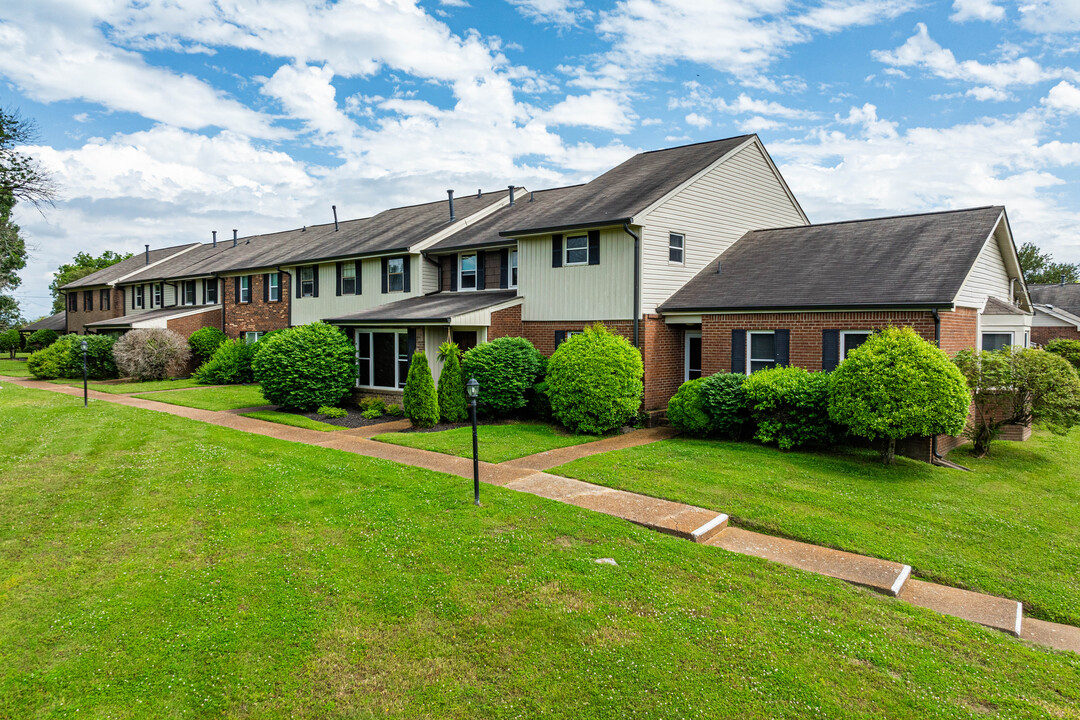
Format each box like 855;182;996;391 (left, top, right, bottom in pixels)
685;331;702;381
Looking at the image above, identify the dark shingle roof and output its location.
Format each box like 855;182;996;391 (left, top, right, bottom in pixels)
1028;284;1080;316
428;186;583;252
22;312;67;332
983;296;1028;316
61;244;201;289
121;241;239;283
499;136;757;236
324;290;519;324
660;206;1006;312
84;305;219;328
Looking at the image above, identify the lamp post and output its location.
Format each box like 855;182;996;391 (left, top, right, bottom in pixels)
81;338;88;408
466;377;480;505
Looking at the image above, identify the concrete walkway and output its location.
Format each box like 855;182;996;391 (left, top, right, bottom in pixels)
5;374;1079;655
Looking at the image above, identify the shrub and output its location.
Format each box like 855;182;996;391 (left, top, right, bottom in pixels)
360;397;386;414
0;328;20;359
252;322;356;411
528;380;552;420
193;339;257;385
112;328;191;381
188;327;228;363
830;327;970;463
27;334;117;380
1045;338;1080;370
318;405;348;419
27;328;59;352
386;403;403;417
666;379;713;436
436;341;467;423
698;372;751;440
744;366;835;451
547;323;644;435
403;351;439;428
461;336;543;417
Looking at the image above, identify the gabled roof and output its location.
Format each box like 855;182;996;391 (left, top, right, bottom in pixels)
499;136;757;236
983;296;1029;316
1028;283;1080;316
1033;303;1080;328
660;206;1006;313
61;243;200;289
22;312;67;332
121;241;238;283
324;290;519;324
428;186;582;253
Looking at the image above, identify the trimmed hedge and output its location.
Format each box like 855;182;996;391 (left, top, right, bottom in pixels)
27;334;117;380
743;366;836;451
1046;338;1080;370
188;327;228;363
436;341;467;423
461;336;543;417
193;339;258;385
547;323;643;434
27;328;58;351
666;379;712;436
699;372;750;440
252;322;356;411
403;350;439;428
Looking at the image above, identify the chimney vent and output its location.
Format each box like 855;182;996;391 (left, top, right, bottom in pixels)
716;262;722;275
232;229;238;248
1062;274;1067;287
477;188;482;199
447;189;455;222
212;230;217;248
145;244;150;265
529;191;534;202
508;185;515;207
332;205;339;232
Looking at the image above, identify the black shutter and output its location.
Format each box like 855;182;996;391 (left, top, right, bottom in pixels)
335;262;342;296
587;229;600;266
202;280;207;305
296;268;302;298
403;256;411;293
822;330;840;371
381;258;389;293
552;234;563;267
355;260;362;295
476;252;486;290
554;330;566;347
234;277;240;304
312;267;319;298
450;256;458;291
499;248;509;288
263;274;269;302
407;328;417;373
731;329;746;374
775;330;790;367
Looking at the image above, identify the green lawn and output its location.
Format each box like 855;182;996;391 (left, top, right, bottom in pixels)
87;378;205;394
133;384;269;411
374;421;601;463
552;433;1080;627
0;357;32;377
240;409;343;432
1;382;1079;718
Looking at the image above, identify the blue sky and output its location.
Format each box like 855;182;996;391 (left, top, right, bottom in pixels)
3;0;1080;319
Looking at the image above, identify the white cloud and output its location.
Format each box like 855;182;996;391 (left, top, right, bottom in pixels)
541;91;636;133
262;63;359;150
507;0;592;27
684;113;711;128
1018;0;1080;34
967;85;1011;101
950;0;1005;23
1043;81;1080;114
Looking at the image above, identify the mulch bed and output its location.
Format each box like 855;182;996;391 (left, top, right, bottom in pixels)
290;403;405;429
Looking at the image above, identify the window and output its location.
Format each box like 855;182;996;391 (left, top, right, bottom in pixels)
355;329;410;389
205;280;218;304
840;331;871;359
183;280;196;306
748;331;777;374
300;266;314;298
268;272;281;302
244;331;264;345
340;265;355;295
565;235;589;265
239;275;251;303
982;332;1013;351
685;331;702;381
67;293;78;311
459;253;477;290
135;285;145;309
509;250;518;288
149;284;160;308
387;257;405;292
100;289;110;310
83;291;93;312
669;233;685;264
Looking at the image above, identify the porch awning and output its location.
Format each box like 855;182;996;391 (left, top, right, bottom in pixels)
84;305;220;330
325;290;520;326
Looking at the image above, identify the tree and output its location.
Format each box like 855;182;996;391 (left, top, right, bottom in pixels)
403;350;439;428
49;251;133;313
829;327;971;464
0;327;20;359
436;341;467;423
1017;242;1080;286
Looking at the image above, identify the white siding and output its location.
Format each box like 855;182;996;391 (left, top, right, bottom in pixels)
289;255;422;325
1032;309;1073;327
421;255;439;295
639;142;806;314
955;222;1013;309
518;228;633;321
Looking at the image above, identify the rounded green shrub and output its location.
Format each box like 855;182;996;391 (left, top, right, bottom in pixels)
386;403;403;417
112;328;191;381
830;326;970;463
188;326;228;363
317;405;348;419
699;372;751;440
461;336;543;417
252;322;356;411
403;350;439;428
436;341;467;423
1045;338;1080;370
547;323;643;434
27;334;117;380
27;328;59;351
193;338;257;385
360;397;386;414
744;366;836;451
666;379;713;436
0;328;21;358
361;407;383;419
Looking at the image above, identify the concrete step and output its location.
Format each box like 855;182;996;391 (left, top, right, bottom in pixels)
1021;617;1080;654
898;579;1022;636
708;527;911;596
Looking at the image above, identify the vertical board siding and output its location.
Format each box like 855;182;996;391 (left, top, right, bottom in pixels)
289;255;421;325
639;142;807;314
519;227;633;321
954;226;1013;310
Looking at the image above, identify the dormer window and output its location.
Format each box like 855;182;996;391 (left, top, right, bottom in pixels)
460;253;477;290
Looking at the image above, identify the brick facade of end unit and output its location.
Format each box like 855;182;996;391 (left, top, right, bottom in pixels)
223;273;291;339
65;288;126;335
166;308;223;339
1032;325;1080;345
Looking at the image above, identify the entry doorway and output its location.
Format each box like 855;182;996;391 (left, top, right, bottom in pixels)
685;331;702;381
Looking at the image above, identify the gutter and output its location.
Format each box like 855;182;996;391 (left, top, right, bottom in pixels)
622;223;641;348
658;302;956;315
500;218;633;238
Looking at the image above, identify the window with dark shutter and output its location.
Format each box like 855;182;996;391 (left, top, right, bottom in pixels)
552;234;563;267
499;248;509;289
822;329;840;371
312;266;319;297
587;229;600;266
234;276;241;304
555;330;566;347
386;257;405;292
731;329;746;374
476;252;486;290
402;256;411;292
450;256;458;291
263;274;270;302
774;330;790;367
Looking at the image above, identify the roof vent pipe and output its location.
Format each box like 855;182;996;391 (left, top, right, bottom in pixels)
716;262;722;275
212;230;217;248
447;189;455;222
1062;274;1067;287
508;185;515;207
145;244;150;265
529;191;534;202
232;229;238;248
332;205;339;232
477;188;482;199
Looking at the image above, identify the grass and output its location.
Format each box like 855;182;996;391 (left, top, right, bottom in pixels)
374;421;601;463
240;409;343;432
1;382;1079;718
552;432;1080;627
132;383;269;411
0;357;33;377
87;378;206;394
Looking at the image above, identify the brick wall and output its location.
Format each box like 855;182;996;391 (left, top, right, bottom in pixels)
519;319;635;356
1032;325;1080;345
223;273;290;338
642;315;685;410
938;307;978;354
66;288;125;334
488;304;523;340
166;308;223;340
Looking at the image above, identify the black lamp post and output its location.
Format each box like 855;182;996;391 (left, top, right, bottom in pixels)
81;338;88;408
466;377;480;505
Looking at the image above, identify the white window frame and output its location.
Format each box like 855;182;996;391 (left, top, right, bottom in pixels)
840;330;872;360
564;235;589;266
153;284;163;307
239;276;251;304
459;253;477;291
685;331;701;382
340;265;355;295
244;331;264;345
135;285;145;309
355;328;409;390
387;257;405;293
182;280;196;306
669;233;685;264
267;272;280;302
747;330;776;375
205;280;218;305
981;331;1014;352
300;266;314;298
509;249;518;289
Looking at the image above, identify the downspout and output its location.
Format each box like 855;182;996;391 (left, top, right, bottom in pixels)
931;308;944;462
622;223;641;348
